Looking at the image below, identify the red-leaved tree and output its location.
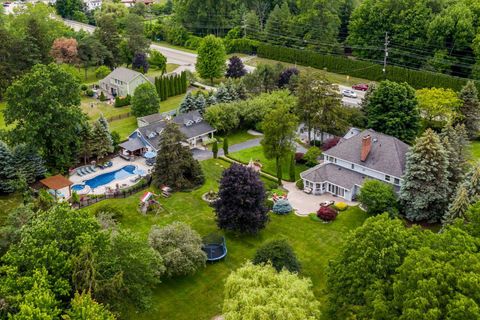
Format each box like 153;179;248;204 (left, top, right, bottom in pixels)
317;206;338;221
50;37;78;64
322;137;341;151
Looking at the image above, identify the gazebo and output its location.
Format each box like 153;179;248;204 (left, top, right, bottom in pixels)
119;138;147;160
39;175;74;200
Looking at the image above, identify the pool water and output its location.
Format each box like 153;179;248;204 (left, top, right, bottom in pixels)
72;184;85;192
83;165;144;189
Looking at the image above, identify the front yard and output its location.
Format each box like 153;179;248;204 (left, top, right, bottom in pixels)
84;158;367;319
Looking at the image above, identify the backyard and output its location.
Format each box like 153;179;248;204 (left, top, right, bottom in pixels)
84;158;368;319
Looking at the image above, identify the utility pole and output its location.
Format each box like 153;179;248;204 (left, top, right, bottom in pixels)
383;32;389;77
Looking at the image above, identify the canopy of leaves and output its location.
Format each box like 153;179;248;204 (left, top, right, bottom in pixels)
253;239;300;273
132;82;160;117
196;35;226;83
357;179;398;217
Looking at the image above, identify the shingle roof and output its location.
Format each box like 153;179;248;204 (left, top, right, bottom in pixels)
300;163;366;190
104;67;144;83
324;129;409;177
119;138;145;152
138;113;164;126
40;175;73;190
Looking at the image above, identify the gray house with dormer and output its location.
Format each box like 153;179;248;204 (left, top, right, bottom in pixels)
99;67;151;97
300;129;409;201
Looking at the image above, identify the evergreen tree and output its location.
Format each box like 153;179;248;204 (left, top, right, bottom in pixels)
226;56;247;78
212;141;218;159
458;81;480;139
214;163;268;234
179;92;195;113
215;83;233;103
206;93;217;106
180;71;187;93
0;141;16;193
400;129;450;222
78;122;94;165
443;186;470;225
91;117;114;160
264;3;292;46
12;144;46;184
463;163;480;201
153;122;204;190
223;137;229;155
194;93;206;113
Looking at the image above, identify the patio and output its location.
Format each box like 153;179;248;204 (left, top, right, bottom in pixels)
282;181;358;216
70;157;151;195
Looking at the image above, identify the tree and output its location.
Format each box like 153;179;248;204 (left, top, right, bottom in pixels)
272;198;293;215
278;67;299;88
242;63;282;94
261;104;298;184
194;93;206;113
463;163;480;200
204;104;240;133
132;52;149;73
458;81;480;138
443;185;470;225
91;116;114;160
131;83;160;117
0;141;17;193
264;2;292;46
416;87;462;129
148;222;207;277
63;292;115;320
50;37;78;65
12;144;46;184
253;239;300;273
357;179;398;217
212;140;219;158
179;92;195;113
365;80;420;143
125;14;150;58
78;35;111;80
153;122;204;190
400;129;450;222
148;50;167;74
222;137;229;155
303;146;321;167
95;66;111;79
225;56;246;78
214;163;268;234
4;63;86;169
55;0;83;19
223;262;320;320
288;153;295;181
317;206;338;221
94;14;121;67
196;35;226;84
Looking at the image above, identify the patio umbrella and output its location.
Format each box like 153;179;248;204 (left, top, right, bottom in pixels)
144;151;157;159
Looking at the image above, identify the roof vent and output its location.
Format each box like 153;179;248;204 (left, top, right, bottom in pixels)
361;135;372;162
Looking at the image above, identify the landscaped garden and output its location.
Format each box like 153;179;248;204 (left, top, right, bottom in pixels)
84;158;368;319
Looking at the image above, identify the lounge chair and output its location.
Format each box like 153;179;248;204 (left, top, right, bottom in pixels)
90;165;97;172
77;169;84;177
105;161;113;168
84;167;92;174
130;175;141;183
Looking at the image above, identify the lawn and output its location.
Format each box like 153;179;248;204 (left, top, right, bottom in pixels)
146;64;180;78
81;97;132;120
229;145;308;181
470;141;480;160
209;130;259;150
245;57;372;87
109;116;138;140
0;193;22;227
84;158;368;319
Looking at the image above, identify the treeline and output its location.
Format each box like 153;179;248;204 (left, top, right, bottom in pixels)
258;44;480;91
154;71;188;101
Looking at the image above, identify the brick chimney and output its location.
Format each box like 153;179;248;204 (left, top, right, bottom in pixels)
360;135;372;162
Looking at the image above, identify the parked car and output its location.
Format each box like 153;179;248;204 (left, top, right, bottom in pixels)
352;83;369;91
342;89;357;98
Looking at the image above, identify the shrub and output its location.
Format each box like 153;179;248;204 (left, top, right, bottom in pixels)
265;180;279;191
295;152;305;164
296;179;304;190
114;95;131;107
309;140;322;147
95;65;111;79
80;84;88;91
253;239;301;273
92;204;124;220
334;202;348;211
303;147;321;167
317;206;338;222
272;199;293;215
85;89;94;97
309;212;321;222
265;198;274;210
184;35;203;50
322;137;341;151
99;91;106;101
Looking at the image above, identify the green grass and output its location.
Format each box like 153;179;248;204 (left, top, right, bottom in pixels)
84;159;367;319
81;97;132;120
80;66;100;85
146;64;180;78
246;57;373;87
470;141;480;160
109;116;137;140
229;145;308;181
209;130;259;150
0;193;22;227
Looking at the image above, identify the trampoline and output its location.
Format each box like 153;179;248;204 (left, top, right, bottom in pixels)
202;234;227;262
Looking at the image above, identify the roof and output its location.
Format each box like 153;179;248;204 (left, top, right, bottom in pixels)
343;127;361;140
137;113;164;126
103;67;145;83
300;163;366;190
119;138;145;151
324;129;409;177
40;175;73;190
137;111;216;149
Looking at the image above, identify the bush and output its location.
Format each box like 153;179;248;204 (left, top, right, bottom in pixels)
95;65;111;79
253;239;301;273
296;179;304;190
85;89;94;97
225;38;260;54
303;147;321;167
264;180;279;191
322;137;341;151
265;198;274;210
309;212;321;222
295;152;305;164
317;206;338;222
92;204;124;221
184;35;203;50
114;95;131;107
334;202;348;211
309;140;322;147
99;91;106;101
272;199;293;215
80;84;88;91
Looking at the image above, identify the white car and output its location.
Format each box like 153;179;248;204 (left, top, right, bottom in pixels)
342;89;357;98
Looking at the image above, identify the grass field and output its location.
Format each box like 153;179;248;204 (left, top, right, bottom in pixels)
84;158;368;319
470;141;480;160
146;64;180;77
229;145;308;181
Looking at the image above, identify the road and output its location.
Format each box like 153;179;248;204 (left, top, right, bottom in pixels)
62;19;364;106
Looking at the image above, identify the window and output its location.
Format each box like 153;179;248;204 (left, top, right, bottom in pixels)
351;163;354;169
316;183;320;189
385;175;391;182
394;178;400;185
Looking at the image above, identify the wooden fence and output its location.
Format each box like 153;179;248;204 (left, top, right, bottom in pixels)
106;112;132;123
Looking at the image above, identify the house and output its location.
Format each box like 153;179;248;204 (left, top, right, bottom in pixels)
119;111;216;158
99;67;151;97
84;0;102;11
121;0;154;7
300;129;409;201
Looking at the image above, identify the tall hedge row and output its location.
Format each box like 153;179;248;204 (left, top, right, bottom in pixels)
257;44;480;91
154;71;188;101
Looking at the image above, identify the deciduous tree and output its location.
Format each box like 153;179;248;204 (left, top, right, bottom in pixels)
197;35;226;84
50;37;78;65
63;292;115;320
253;239;300;273
225;56;247;78
131;83;160;117
357;179;398;217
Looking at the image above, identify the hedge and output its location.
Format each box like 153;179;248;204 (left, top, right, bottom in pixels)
225;38;260;54
154;71;188;101
257;44;480;91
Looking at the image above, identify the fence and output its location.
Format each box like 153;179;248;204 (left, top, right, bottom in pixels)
73;177;151;209
106;112;132;123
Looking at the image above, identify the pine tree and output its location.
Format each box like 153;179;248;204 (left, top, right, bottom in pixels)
400;129;450;222
264;3;292;46
160;77;167;101
212;140;218;158
459;81;480;139
223;137;229;155
0;141;16;193
179;92;195;113
153;122;204;190
194;93;206;113
215;83;232;103
463;163;480;201
443;186;470;225
206;93;217;106
12;144;46;184
289;153;296;182
181;71;187;93
78;122;94;165
91;117;114;160
168;76;175;97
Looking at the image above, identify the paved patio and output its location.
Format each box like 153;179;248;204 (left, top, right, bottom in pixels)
70;157;151;195
282;182;358;216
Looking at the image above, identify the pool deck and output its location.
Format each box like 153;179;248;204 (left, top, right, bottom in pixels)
70;157;151;195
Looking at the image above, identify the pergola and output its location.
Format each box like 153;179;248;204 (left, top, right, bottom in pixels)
39;175;73;200
119;138;147;159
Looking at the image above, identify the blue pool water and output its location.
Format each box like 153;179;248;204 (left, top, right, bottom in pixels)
82;165;144;189
72;184;85;192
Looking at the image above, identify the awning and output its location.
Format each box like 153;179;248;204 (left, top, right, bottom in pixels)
119;138;145;152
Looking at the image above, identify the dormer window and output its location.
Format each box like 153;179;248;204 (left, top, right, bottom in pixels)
194;117;202;123
185;120;194;126
147;132;157;139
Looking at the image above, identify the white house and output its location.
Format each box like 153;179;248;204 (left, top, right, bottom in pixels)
84;0;102;11
300;129;410;201
99;67;152;97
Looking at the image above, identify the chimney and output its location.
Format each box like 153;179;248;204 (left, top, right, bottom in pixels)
361;135;372;162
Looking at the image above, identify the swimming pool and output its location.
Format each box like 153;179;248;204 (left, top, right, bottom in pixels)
80;165;145;189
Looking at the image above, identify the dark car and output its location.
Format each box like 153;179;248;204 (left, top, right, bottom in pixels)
352;83;369;91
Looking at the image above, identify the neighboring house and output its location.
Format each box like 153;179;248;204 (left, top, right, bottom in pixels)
84;0;102;11
121;0;154;7
300;129;409;201
99;67;151;97
119;111;216;158
297;123;336;144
